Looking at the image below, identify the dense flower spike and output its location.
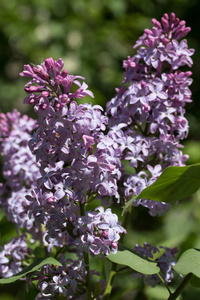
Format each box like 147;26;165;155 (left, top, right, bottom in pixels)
106;12;193;216
20;58;125;257
18;58;127;299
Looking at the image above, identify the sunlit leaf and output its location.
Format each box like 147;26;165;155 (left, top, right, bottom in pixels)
0;257;62;284
108;245;160;275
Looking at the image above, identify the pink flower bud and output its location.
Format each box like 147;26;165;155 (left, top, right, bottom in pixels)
42;91;49;97
151;18;161;29
102;231;108;238
111;242;118;249
45;57;54;70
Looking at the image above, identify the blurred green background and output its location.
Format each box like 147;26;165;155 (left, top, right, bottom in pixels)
1;0;200;299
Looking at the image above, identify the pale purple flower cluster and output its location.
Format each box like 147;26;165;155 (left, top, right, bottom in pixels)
106;13;194;216
20;58;123;247
0;110;39;190
80;206;126;256
35;257;86;299
0;235;30;278
18;58;125;298
0;110;40;229
0;111;42;284
20;58;121;204
132;242;177;287
33;254;103;300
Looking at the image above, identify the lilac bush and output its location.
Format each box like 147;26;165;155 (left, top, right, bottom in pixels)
0;12;196;300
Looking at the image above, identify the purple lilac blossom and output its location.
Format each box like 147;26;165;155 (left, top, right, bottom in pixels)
19;58;125;300
0;111;44;279
132;243;177;287
106;13;193;216
0;235;30;278
0;110;39;191
80;206;126;256
20;58;120;203
33;254;104;299
20;58;125;255
0;110;40;230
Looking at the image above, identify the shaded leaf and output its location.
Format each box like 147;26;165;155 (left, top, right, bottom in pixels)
108;245;160;275
0;257;62;284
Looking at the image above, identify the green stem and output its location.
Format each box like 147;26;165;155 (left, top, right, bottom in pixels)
80;201;92;300
167;273;193;300
157;273;172;296
80;201;85;217
120;205;132;244
102;263;117;300
84;251;92;300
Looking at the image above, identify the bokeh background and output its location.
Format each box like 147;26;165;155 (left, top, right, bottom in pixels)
1;0;200;299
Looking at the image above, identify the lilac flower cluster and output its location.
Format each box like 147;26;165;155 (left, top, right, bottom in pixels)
34;255;86;299
80;206;126;256
0;110;40;230
34;254;104;300
0;110;39;190
0;235;30;278
106;12;194;216
20;58;121;203
19;57;123;244
18;57;126;298
132;242;177;287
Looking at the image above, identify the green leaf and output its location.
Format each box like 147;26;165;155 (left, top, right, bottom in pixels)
108;245;160;275
136;163;200;204
174;248;200;277
0;257;62;284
